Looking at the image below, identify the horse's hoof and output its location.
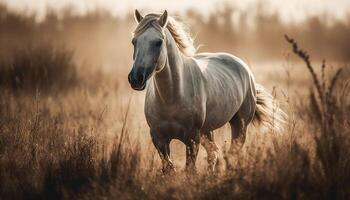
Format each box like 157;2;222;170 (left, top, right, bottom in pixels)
184;167;198;176
162;166;176;175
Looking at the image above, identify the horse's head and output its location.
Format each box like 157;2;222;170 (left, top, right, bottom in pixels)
128;10;169;91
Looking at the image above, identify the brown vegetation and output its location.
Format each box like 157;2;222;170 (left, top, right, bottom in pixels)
0;3;350;200
0;44;78;93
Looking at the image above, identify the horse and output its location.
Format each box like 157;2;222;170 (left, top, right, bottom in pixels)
127;10;286;173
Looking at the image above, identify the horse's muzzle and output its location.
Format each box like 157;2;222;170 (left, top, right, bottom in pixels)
128;72;146;91
130;83;146;91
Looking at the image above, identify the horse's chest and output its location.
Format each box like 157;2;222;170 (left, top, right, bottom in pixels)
145;101;204;133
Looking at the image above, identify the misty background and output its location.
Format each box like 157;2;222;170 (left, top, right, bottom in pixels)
1;1;349;85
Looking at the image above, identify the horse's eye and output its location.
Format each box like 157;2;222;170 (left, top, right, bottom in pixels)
132;38;136;45
154;40;163;47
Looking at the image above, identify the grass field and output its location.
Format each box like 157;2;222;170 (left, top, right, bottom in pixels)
0;4;350;199
0;37;349;199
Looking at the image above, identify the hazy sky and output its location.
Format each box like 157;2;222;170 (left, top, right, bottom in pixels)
2;0;350;23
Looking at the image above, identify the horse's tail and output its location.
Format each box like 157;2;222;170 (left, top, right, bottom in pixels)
253;84;287;132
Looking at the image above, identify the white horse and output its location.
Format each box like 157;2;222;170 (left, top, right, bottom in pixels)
128;10;286;173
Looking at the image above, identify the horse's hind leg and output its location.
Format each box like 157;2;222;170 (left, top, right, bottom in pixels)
229;95;255;153
200;131;219;173
229;116;247;153
183;131;200;172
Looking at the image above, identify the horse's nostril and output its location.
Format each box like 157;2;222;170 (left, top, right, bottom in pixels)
136;73;145;84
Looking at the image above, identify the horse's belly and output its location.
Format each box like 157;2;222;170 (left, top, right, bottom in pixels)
202;96;240;132
201;77;245;132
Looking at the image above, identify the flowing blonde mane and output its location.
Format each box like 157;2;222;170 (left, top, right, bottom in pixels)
133;13;196;57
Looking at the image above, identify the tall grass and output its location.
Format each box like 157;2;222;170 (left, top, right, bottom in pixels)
0;15;349;199
0;90;147;199
0;43;78;94
285;35;350;199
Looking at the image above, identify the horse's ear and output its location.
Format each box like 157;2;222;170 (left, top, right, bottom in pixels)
134;9;143;23
158;10;168;27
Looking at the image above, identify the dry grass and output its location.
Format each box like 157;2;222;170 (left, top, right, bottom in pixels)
0;35;349;200
285;35;350;199
0;4;350;199
0;43;78;94
0;89;148;199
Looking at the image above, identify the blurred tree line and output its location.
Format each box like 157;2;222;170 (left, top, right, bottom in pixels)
1;3;349;64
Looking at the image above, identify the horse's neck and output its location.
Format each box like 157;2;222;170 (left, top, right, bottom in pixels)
153;31;186;104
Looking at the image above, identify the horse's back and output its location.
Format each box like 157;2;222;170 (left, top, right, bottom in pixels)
194;52;253;78
193;52;256;132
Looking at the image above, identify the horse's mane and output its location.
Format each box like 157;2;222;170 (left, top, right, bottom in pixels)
133;13;196;57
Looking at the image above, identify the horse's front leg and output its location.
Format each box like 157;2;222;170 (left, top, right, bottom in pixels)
184;131;200;173
151;131;175;174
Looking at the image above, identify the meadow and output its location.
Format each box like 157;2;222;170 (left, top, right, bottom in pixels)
0;4;350;200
